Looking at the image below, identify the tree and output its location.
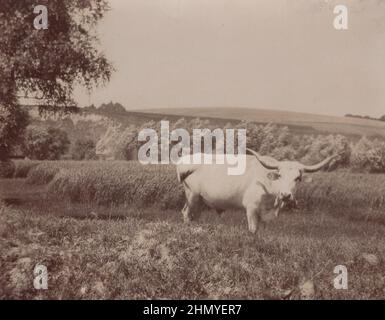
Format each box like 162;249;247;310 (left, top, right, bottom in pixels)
0;0;112;161
96;124;138;160
95;124;121;159
0;104;29;161
98;102;127;115
71;138;96;160
23;127;70;160
114;126;138;160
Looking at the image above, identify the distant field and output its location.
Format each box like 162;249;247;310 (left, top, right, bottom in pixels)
137;107;385;138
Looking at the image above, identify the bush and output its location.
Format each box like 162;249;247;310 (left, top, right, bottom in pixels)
241;122;291;155
351;137;373;171
95;125;137;160
367;145;385;173
0;104;29;161
239;122;351;169
22;127;70;160
351;137;385;173
300;134;351;169
71;139;97;160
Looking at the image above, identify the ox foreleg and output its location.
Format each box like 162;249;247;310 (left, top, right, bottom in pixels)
182;203;191;223
246;206;259;234
182;190;200;223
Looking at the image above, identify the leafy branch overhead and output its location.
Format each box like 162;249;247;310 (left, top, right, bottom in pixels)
0;0;113;111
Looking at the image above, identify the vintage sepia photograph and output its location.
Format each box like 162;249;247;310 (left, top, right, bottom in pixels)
1;0;385;303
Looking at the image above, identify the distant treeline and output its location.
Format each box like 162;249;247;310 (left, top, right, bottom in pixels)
9;102;385;175
345;114;385;122
94;118;385;173
83;102;127;115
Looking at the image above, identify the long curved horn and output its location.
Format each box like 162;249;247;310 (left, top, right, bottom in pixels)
246;148;279;170
303;155;338;173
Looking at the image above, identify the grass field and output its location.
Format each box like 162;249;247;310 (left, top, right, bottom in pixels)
1;161;385;299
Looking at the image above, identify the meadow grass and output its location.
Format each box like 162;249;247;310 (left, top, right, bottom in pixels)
1;194;384;299
1;161;385;299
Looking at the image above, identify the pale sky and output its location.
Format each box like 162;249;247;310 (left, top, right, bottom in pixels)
74;0;385;117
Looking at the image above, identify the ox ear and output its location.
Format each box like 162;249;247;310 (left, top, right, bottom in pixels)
246;148;279;170
303;175;313;183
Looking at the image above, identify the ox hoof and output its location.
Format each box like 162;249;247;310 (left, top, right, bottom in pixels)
183;216;192;223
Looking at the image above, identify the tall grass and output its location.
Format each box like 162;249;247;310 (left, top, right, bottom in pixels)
48;162;185;209
26;161;98;185
13;160;40;178
21;160;385;217
299;172;385;213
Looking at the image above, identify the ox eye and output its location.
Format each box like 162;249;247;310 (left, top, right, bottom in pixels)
295;176;302;182
267;172;280;181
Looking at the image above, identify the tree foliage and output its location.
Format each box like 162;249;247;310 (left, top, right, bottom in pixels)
0;0;112;160
0;104;29;160
71;138;97;160
23;126;70;160
96;124;138;160
87;114;385;173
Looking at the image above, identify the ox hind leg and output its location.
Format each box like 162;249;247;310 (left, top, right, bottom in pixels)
215;208;224;217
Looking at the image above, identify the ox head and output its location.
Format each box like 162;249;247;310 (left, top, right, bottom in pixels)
246;148;338;203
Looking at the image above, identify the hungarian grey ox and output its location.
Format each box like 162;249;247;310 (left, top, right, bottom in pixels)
176;149;337;233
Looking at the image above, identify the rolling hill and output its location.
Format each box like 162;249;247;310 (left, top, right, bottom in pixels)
137;107;385;138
